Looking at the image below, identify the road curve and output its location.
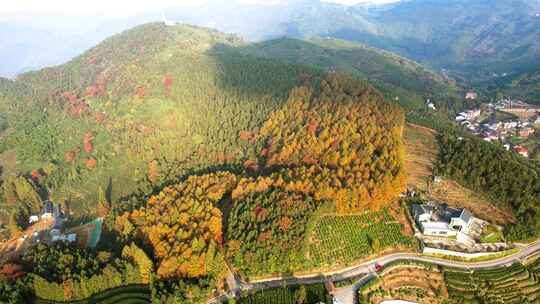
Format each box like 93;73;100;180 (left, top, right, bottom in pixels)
207;240;540;303
238;239;540;294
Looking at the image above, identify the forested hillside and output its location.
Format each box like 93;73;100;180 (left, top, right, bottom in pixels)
0;22;410;302
241;37;463;119
0;23;317;231
476;69;540;105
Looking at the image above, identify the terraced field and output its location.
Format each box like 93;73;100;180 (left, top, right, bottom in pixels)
35;285;151;304
403;124;437;191
358;264;447;304
445;260;540;304
308;209;418;268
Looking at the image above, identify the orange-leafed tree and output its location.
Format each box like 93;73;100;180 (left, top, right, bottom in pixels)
85;158;97;169
116;172;236;279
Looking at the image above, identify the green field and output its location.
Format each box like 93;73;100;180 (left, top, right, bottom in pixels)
308;210;418;268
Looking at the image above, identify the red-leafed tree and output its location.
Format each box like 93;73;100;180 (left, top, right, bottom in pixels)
85;85;98;97
135;86;146;98
31;170;42;180
65;147;79;163
95;111;106;124
163;74;173;91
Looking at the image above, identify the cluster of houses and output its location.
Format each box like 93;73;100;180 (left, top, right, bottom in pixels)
454;99;539;158
29;201;77;245
455;108;481;123
465;91;478;100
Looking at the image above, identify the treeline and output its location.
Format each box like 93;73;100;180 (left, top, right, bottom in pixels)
436;133;540;239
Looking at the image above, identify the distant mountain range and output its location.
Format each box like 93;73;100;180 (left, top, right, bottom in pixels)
2;0;540;87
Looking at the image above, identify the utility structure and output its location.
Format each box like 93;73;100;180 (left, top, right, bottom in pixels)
161;11;176;26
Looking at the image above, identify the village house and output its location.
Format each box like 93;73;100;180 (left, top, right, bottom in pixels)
517;127;535;138
465;91;478;100
411;203;479;245
426;98;436;110
502;121;520;130
514;145;529;157
455;109;481;122
481;131;499;142
28;215;39;224
41;201;54;219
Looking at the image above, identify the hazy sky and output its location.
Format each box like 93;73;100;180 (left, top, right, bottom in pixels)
0;0;398;16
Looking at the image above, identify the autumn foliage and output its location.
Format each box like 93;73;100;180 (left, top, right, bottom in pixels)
83;133;95;153
256;74;406;213
85;158;97;169
0;264;25;280
226;188;321;275
116;172;237;279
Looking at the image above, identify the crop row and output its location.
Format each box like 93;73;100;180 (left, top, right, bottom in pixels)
445;261;540;304
309;212;417;267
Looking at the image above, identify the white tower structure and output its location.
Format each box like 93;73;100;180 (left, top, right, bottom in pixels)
161;11;175;26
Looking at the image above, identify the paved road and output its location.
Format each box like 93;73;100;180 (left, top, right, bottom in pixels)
212;239;540;304
333;274;375;304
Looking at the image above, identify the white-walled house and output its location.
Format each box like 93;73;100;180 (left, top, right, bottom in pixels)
52;233;77;243
411;203;476;238
28;215;39;224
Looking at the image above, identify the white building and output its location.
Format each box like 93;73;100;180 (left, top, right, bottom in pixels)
161;11;176;26
456;109;481;122
29;215;39;224
411;203;475;238
465;91;478;100
52;233;77;243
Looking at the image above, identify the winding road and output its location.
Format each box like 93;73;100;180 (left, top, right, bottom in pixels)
213;239;540;304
